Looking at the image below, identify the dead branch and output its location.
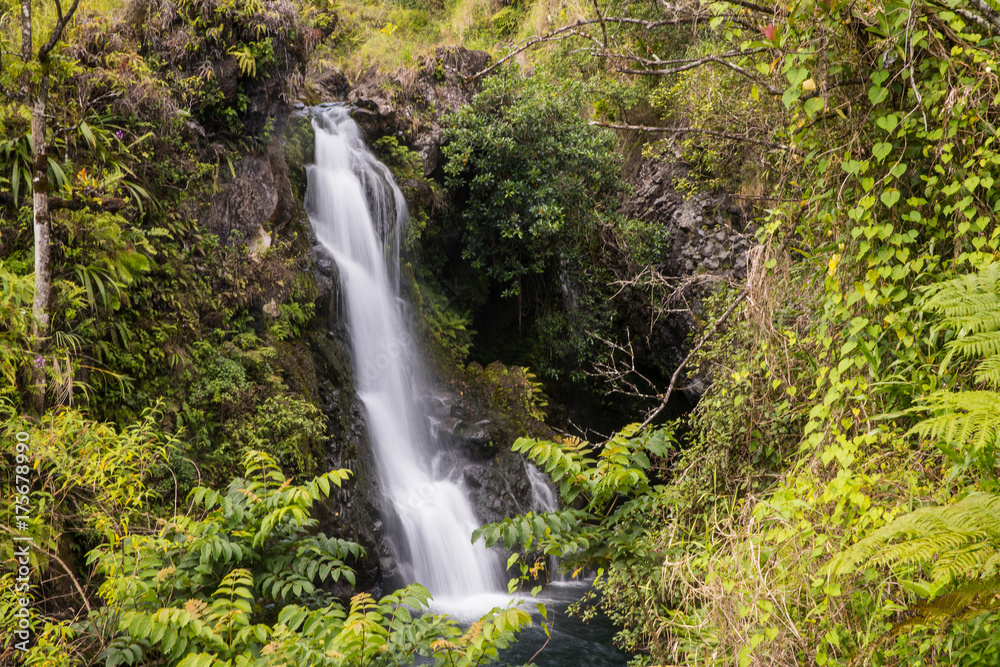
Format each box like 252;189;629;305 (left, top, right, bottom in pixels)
466;15;706;81
613;55;782;95
641;289;748;427
589;120;801;154
0;524;92;614
588;328;662;400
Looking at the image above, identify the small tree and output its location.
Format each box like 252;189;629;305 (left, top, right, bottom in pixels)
14;0;81;412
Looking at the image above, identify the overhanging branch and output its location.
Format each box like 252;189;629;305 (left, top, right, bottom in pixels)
589;120;802;154
641;289;748;427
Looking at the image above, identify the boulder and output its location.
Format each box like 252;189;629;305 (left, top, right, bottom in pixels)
201;154;278;246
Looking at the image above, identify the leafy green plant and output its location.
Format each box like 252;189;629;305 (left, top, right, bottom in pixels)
26;450;534;667
474;424;677;660
235;394;327;479
442;67;622;299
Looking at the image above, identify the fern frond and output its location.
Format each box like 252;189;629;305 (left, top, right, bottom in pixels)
894;577;1000;631
949;331;1000;361
906;390;1000;458
974;356;1000;387
924;263;1000;318
923;263;1000;387
829;493;1000;586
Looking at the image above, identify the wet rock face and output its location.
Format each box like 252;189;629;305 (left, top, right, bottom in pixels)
437;417;495;460
618;158;753;393
309;47;490;176
424;388;539;527
200;143;297;247
463;449;536;527
623;159;752;281
310;328;396;596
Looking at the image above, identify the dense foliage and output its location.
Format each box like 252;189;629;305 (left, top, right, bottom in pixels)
6;0;1000;663
434;69;628;380
472;0;1000;664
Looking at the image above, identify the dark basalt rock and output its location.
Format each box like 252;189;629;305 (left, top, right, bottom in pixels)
200;143;297;247
463;449;536;527
310;328;396;597
618;157;754;396
437;417;495;459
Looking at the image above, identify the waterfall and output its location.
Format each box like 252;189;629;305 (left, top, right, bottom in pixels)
526;462;567;582
305;106;503;607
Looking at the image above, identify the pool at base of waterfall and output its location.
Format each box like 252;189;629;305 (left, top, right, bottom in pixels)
418;580;628;666
499;580;630;666
500;580;628;666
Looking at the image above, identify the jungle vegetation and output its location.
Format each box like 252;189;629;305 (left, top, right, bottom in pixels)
3;0;1000;664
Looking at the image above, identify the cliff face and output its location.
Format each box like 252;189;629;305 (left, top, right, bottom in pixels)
309;47;490;176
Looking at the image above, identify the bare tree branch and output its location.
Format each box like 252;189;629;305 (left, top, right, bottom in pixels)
613;54;782;94
39;0;81;62
589;120;801;154
466;15;706;80
724;0;787;16
967;0;1000;32
641;289;748;427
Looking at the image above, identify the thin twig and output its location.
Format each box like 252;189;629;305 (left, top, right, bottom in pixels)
0;524;92;613
467;16;704;81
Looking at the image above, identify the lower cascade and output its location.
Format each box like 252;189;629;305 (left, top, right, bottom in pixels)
305;106;504;606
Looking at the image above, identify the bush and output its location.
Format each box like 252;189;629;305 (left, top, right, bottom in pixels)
442;66;622;300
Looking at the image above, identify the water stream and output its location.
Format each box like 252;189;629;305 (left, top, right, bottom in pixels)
306;106;503;608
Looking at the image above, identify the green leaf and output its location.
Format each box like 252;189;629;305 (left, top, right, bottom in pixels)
872;142;893;162
876;113;899;133
880;188;900;208
79;120;97;149
804;96;825;116
868;85;888;105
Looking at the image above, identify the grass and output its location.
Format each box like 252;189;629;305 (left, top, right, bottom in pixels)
321;0;591;77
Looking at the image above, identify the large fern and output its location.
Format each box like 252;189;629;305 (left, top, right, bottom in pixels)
909;264;1000;485
923;262;1000;387
825;265;1000;633
829;493;1000;584
828;493;1000;629
905;391;1000;484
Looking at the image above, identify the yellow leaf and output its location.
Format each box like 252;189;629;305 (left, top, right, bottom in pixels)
802;78;817;92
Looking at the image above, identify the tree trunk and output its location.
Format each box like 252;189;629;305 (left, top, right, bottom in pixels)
30;74;51;413
21;0;81;412
21;0;49;412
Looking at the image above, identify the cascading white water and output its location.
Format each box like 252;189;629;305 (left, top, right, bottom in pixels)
305;106;503;606
526;463;567;582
